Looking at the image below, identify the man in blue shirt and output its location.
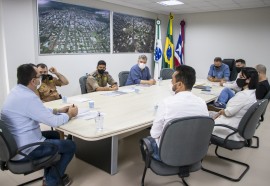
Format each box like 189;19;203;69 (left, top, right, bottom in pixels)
125;55;156;86
207;57;230;82
1;64;78;186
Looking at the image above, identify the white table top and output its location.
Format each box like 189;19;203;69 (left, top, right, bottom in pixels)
44;79;223;141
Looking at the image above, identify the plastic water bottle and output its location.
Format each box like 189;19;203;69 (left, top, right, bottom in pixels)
158;77;163;86
95;112;104;131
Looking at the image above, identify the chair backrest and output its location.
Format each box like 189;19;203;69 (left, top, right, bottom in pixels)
222;59;237;81
118;71;129;87
159;116;214;167
0;120;17;162
238;99;268;139
160;68;175;80
263;90;270;100
79;75;88;94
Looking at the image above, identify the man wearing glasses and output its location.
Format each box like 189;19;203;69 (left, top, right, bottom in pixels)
86;60;118;93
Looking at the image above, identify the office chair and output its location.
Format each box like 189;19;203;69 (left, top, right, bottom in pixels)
160;68;175;80
0;120;63;186
79;75;88;94
202;99;268;182
118;71;129;87
222;59;237;81
140;116;214;186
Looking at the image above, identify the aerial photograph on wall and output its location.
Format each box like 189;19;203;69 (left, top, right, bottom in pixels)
38;0;110;54
113;12;155;53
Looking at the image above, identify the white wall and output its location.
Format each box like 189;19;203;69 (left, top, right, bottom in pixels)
175;7;270;79
0;0;7;110
1;0;36;98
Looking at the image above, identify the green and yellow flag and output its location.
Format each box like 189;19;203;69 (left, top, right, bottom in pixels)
162;13;174;69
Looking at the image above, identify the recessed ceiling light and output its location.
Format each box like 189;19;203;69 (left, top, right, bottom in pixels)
157;0;184;6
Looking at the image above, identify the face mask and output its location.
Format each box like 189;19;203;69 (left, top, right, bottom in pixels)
236;67;242;73
41;74;53;81
236;78;247;88
36;77;42;89
98;69;105;74
214;66;220;69
138;63;146;70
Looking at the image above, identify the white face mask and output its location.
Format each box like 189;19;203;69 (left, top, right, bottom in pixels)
138;63;146;70
36;77;42;89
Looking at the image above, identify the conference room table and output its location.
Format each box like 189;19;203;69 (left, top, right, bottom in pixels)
44;79;224;175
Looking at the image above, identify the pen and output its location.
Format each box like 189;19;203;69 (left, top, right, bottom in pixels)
73;104;74;107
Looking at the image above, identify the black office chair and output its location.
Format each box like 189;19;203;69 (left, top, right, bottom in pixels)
0;120;63;186
202;99;268;182
259;90;270;122
222;59;237;81
140;116;214;186
160;68;175;80
118;71;129;87
79;75;88;94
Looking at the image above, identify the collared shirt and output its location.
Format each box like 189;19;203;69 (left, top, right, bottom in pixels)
125;64;151;85
37;77;63;102
1;84;69;160
213;89;256;141
150;91;209;146
208;63;230;81
86;71;116;93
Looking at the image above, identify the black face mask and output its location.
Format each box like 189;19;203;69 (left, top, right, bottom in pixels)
98;69;105;74
41;74;53;81
236;67;243;73
236;78;247;88
214;66;220;69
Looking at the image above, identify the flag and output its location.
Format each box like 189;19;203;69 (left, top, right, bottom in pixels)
153;19;163;80
162;13;174;69
174;20;185;67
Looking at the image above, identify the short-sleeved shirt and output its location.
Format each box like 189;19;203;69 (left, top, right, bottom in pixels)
256;80;270;100
125;64;151;85
207;63;230;81
86;71;116;93
37;77;63;102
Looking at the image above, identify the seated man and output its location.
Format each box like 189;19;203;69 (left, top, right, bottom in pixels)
125;55;156;86
211;59;246;109
256;64;270;99
86;60;118;93
211;67;258;141
207;57;230;82
37;63;69;102
149;65;209;160
1;64;78;186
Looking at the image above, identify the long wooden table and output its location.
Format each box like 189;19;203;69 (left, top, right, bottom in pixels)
44;79;223;175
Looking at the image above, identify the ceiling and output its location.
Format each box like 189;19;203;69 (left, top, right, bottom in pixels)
100;0;270;15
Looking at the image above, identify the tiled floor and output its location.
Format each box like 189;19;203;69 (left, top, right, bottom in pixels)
1;107;270;186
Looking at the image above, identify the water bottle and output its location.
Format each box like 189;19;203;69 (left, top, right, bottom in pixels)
95;112;104;131
158;77;163;86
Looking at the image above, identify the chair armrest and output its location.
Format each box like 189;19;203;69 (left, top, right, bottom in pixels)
214;124;238;132
140;137;154;161
214;124;239;145
16;142;59;168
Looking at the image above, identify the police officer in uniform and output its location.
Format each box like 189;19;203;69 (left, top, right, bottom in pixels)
86;60;118;93
37;63;69;102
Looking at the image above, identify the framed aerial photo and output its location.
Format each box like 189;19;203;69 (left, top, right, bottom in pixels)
113;12;155;53
38;0;110;54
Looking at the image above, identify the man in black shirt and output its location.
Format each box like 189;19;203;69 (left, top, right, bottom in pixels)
255;64;270;99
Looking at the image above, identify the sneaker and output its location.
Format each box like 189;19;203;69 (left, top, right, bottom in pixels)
59;174;72;186
207;104;223;112
213;101;226;109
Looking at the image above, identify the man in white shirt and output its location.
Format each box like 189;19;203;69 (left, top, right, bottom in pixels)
150;65;209;160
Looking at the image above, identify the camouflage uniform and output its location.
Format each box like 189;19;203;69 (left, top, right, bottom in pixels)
38;77;63;102
86;71;116;93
